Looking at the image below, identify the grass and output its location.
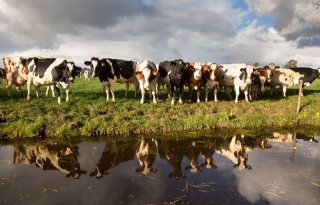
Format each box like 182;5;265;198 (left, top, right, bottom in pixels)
0;77;320;139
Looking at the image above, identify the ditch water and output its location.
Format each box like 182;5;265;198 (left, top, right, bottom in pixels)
0;131;319;205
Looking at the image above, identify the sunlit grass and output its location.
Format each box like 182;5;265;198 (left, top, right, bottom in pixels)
0;77;320;138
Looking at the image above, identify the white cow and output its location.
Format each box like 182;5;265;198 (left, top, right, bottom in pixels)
268;68;301;97
219;64;254;103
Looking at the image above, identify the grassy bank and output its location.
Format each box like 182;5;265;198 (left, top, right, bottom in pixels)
0;78;320;139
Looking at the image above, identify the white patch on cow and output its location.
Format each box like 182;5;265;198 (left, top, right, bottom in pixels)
304;82;311;86
91;59;98;77
193;62;202;80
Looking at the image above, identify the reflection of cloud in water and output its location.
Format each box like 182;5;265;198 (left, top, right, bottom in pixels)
235;136;320;205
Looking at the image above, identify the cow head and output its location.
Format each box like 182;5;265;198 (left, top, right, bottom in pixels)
67;62;82;81
190;62;202;80
56;60;74;88
84;57;101;77
171;59;186;81
314;68;320;79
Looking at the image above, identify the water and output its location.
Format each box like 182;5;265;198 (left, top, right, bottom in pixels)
0;132;319;205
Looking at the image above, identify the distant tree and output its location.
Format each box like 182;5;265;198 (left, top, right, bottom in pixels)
254;62;259;67
285;59;298;68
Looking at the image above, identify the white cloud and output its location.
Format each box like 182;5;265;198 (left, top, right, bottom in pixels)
0;0;319;68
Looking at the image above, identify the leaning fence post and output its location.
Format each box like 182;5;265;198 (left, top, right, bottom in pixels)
296;79;303;114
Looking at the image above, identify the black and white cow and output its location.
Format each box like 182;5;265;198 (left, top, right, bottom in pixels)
84;57;138;102
158;59;187;105
288;67;320;96
26;58;73;104
45;61;82;97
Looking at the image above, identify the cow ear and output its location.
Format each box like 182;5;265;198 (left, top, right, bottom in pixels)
275;66;280;69
84;61;91;66
240;68;246;72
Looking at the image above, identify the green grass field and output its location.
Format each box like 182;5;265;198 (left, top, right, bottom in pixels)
0;77;320;139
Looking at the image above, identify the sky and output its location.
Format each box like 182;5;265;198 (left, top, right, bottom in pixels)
0;0;319;67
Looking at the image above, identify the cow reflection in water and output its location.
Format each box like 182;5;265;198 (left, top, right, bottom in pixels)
90;139;136;179
158;139;187;180
270;132;319;143
13;144;86;179
199;140;217;170
184;141;202;173
218;135;271;171
135;138;158;175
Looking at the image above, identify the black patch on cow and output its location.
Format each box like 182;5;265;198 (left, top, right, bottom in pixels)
33;58;57;78
108;59;135;80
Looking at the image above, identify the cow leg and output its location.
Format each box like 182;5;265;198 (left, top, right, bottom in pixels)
5;79;12;97
171;83;175;105
151;82;157;104
46;86;50;96
54;85;61;104
282;86;287;98
247;85;252;101
105;85;110;101
178;84;183;104
188;85;192;102
138;80;145;104
65;88;70;102
27;79;32;100
35;86;40;98
197;89;200;103
125;82;129;97
225;86;232;100
235;85;240;103
213;84;218;102
110;81;116;102
51;85;55;97
244;88;249;102
205;86;209;102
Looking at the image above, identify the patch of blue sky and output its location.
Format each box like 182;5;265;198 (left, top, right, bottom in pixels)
236;12;274;30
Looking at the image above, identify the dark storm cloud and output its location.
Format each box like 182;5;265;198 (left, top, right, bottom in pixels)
297;35;320;48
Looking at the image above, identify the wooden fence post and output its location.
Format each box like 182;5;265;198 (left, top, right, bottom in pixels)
296;79;303;114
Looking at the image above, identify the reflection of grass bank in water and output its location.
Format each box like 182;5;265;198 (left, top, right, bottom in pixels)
0;78;320;139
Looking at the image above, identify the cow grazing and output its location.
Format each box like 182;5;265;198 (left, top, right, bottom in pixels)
268;68;301;97
26;58;73;104
184;62;204;103
135;59;158;104
288;67;320;96
158;59;187;105
2;56;29;97
45;61;82;97
220;64;254;103
84;57;138;102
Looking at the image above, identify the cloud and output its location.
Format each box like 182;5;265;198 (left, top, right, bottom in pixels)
246;0;320;43
0;0;319;68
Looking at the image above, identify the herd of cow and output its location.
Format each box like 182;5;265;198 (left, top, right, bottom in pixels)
1;56;320;104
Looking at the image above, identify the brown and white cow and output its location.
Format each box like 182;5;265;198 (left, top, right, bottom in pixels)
2;56;29;97
136;138;158;175
135;60;158;104
184;62;204;103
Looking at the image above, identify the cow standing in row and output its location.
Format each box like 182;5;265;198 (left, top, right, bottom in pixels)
184;62;204;103
267;68;301;98
0;67;5;83
2;56;29;97
26;58;74;104
135;59;158;104
45;61;82;97
288;67;320;96
158;59;186;105
84;57;138;102
218;64;254;103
